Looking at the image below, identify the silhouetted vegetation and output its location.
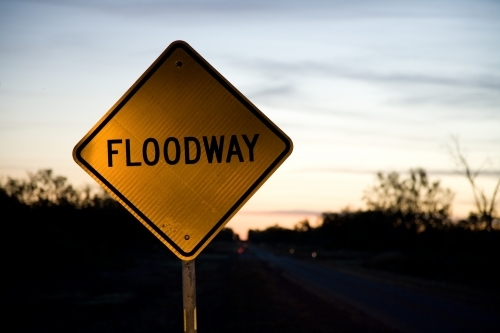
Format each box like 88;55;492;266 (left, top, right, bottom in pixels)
449;137;500;231
2;169;247;332
2;168;500;332
7;169;398;333
2;168;498;284
363;168;454;231
1;169;237;279
249;169;499;287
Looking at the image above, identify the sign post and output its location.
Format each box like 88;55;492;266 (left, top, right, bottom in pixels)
73;40;292;331
182;260;197;333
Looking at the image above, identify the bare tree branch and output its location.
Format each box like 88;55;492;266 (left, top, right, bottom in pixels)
449;136;500;231
488;178;500;217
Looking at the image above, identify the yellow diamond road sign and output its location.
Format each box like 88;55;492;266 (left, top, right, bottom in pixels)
73;40;293;260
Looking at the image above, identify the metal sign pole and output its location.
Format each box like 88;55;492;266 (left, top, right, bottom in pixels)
182;260;197;333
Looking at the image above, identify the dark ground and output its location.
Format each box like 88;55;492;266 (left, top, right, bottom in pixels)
7;242;397;333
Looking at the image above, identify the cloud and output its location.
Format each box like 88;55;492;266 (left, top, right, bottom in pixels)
297;167;500;178
240;209;321;216
243;59;500;93
10;0;498;16
237;58;500;122
1;0;313;16
395;93;500;117
247;84;296;100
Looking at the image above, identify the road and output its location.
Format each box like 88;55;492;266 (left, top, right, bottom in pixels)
251;246;499;333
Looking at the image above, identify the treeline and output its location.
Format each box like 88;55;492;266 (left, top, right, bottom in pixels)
248;169;500;286
1;170;237;279
249;210;499;255
249;168;499;255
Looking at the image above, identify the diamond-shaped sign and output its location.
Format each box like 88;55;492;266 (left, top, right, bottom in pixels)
73;41;292;260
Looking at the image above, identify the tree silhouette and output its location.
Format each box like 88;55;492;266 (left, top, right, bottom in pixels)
1;169;114;208
2;169;78;206
362;168;454;231
449;137;499;231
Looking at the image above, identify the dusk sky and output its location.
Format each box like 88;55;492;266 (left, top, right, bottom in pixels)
1;0;499;238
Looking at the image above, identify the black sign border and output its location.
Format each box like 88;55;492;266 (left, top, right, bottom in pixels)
75;41;292;258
